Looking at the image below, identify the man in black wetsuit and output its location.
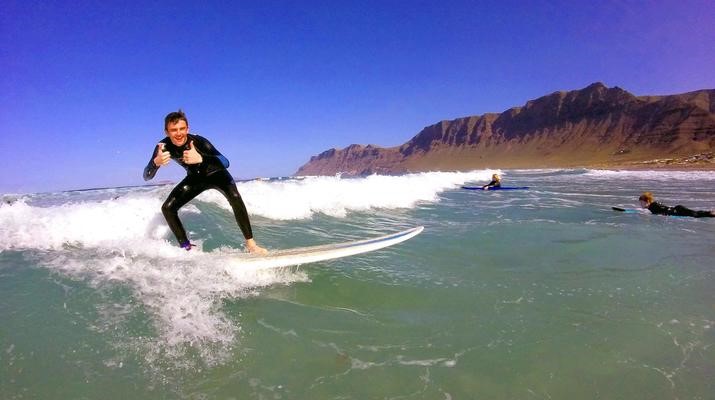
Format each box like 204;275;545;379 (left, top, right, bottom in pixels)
144;110;268;253
639;191;715;218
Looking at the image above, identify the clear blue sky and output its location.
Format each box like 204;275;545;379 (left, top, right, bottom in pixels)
2;0;714;193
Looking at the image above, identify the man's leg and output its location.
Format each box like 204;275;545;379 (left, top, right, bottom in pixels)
674;205;697;217
162;176;206;245
210;171;254;240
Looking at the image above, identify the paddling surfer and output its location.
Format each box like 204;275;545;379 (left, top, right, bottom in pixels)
638;192;715;218
482;174;502;190
143;110;268;253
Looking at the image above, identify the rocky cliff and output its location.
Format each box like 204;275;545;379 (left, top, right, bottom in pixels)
295;83;715;175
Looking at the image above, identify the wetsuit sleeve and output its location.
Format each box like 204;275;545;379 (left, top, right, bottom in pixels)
648;202;675;216
143;146;161;181
193;136;230;170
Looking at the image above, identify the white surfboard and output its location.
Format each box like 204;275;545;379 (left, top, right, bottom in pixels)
226;226;424;270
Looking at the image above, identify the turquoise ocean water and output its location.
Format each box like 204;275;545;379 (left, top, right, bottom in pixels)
1;169;714;399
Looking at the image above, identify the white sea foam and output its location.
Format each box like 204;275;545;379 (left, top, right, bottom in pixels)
581;169;715;181
0;197;160;251
202;170;497;220
41;246;309;364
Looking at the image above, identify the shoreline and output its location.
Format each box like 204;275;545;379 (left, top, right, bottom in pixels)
297;151;715;176
585;160;715;171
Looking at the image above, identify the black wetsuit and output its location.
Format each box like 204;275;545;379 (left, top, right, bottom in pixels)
647;202;714;218
143;134;254;246
482;180;501;189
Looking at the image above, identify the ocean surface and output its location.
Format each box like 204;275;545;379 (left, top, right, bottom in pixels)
1;169;714;400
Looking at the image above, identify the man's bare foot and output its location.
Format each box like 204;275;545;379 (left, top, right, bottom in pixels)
246;238;268;255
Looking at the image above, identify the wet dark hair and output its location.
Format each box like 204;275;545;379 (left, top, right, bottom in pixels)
164;110;188;131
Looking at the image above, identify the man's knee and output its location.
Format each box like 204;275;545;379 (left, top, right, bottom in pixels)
161;199;177;216
223;187;244;204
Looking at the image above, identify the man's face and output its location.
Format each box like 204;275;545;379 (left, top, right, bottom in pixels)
165;119;189;146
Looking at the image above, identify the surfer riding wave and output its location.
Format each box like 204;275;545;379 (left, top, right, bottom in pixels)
143;110;268;253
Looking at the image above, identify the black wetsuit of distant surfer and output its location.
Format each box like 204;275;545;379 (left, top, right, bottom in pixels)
482;179;501;189
143;134;254;247
647;202;715;218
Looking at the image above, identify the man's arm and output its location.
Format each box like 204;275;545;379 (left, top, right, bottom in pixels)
648;202;675;216
192;136;230;169
144;143;170;181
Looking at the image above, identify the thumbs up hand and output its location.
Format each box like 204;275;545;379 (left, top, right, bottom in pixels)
153;143;171;167
182;140;203;164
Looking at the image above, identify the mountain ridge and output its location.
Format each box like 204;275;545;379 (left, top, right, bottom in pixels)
296;83;715;175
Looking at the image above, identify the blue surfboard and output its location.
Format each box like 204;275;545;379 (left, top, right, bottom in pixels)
611;207;640;214
462;186;529;191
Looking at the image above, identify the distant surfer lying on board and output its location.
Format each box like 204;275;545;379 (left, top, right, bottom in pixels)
143;110;268;253
482;174;501;190
639;192;715;218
